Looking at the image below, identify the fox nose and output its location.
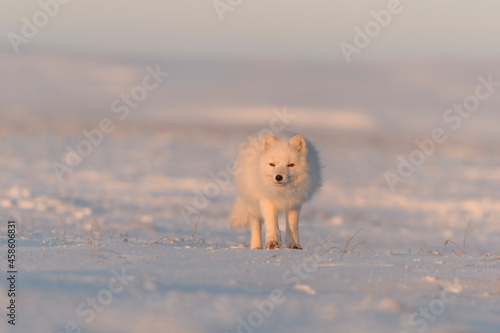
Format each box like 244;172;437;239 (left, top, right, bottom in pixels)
275;175;283;182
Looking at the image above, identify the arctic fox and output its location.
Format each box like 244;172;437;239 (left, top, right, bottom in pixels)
229;132;322;249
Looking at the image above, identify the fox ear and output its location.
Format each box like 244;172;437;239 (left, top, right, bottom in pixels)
289;135;307;154
262;135;278;154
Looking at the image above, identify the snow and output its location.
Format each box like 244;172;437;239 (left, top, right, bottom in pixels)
1;55;500;333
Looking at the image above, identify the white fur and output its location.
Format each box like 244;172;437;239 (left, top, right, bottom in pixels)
229;132;322;249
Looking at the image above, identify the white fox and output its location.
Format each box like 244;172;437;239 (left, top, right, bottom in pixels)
230;132;322;249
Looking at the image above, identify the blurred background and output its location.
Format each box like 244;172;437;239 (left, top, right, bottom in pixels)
2;0;500;138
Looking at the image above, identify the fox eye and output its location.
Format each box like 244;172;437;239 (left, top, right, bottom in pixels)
287;163;295;167
269;163;275;167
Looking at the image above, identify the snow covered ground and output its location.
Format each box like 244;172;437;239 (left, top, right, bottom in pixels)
1;55;500;333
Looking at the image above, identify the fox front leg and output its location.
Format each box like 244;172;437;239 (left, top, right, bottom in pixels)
285;207;302;249
260;199;281;249
250;217;262;250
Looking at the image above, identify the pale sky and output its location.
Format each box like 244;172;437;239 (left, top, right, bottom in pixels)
2;1;500;62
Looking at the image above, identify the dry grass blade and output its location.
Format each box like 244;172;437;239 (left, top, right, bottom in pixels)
191;211;203;238
145;234;180;246
86;215;97;245
339;229;363;260
462;220;476;256
351;241;374;256
320;229;371;260
316;235;335;253
481;250;500;261
437;220;476;256
438;240;460;256
144;234;158;245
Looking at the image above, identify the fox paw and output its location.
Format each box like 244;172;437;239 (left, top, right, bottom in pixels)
265;241;280;249
287;243;302;250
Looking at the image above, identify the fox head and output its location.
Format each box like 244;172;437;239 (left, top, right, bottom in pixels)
260;134;308;187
